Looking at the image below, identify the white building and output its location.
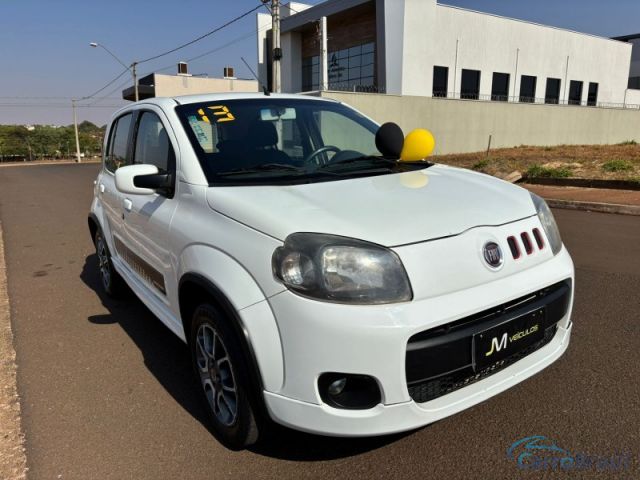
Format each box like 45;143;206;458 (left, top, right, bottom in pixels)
257;0;634;107
612;33;640;89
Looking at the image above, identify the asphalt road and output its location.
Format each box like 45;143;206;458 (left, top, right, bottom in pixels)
0;163;638;479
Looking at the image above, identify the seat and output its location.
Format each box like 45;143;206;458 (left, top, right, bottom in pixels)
247;121;292;165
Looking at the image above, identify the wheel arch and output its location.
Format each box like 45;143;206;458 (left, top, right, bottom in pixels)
178;271;283;403
88;212;99;244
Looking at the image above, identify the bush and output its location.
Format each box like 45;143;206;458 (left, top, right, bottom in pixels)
526;165;572;178
617;140;637;146
472;159;489;171
602;160;634;172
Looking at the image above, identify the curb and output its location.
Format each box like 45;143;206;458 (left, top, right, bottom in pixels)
0;160;101;168
547;198;640;216
0;221;27;480
525;178;640;191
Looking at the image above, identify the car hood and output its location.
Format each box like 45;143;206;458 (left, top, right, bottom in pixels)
206;164;536;247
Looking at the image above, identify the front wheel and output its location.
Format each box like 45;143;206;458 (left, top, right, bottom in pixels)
190;304;260;449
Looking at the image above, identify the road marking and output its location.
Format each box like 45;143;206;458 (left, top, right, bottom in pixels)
0;220;27;480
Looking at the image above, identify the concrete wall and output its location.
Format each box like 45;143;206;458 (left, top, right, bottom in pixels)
317;91;640;154
154;74;258;96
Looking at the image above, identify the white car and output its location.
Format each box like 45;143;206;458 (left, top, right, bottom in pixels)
88;93;574;449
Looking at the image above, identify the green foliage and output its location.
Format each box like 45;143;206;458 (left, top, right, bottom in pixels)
472;159;489;171
0;122;105;160
601;159;634;172
526;164;572;178
617;140;637;146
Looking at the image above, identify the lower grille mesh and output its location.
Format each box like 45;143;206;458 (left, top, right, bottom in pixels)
408;325;557;403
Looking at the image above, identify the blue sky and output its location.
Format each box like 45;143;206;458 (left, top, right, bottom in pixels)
0;0;638;125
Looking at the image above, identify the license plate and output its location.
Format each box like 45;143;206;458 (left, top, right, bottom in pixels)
473;308;545;371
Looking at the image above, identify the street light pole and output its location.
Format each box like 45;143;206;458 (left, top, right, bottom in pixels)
90;42;138;101
72;99;82;163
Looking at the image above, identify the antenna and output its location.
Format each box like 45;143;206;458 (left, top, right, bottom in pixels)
241;56;270;96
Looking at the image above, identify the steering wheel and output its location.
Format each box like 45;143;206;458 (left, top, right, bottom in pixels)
303;145;341;166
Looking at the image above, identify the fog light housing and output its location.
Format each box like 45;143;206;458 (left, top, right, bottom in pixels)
318;373;381;410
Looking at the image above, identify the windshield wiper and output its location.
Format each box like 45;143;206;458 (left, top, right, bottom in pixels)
217;163;303;176
318;155;433;171
317;155;395;169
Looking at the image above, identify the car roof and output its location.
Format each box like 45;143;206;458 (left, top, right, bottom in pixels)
109;92;339;121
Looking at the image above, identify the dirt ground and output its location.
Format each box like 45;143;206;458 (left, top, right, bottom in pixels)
0;222;27;480
434;143;640;181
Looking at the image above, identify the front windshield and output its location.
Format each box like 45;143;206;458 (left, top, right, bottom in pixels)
175;98;426;185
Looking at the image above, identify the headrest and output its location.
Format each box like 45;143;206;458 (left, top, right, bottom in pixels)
249;121;278;148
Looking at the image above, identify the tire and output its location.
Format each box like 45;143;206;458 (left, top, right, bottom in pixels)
94;229;127;298
190;304;260;449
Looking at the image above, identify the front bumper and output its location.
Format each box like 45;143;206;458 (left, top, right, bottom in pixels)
263;245;574;436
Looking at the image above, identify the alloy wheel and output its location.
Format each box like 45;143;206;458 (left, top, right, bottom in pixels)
195;323;238;426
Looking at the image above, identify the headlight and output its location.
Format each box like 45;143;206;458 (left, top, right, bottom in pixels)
530;193;563;255
272;233;412;304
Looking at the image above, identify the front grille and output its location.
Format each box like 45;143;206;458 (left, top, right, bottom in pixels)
408;325;557;403
405;280;571;404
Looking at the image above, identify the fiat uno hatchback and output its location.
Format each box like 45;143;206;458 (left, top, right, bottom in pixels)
88;93;574;449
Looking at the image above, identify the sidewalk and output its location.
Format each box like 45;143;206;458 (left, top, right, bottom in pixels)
523;184;640;216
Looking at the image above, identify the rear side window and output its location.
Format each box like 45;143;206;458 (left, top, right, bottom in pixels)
133;112;174;171
105;113;133;172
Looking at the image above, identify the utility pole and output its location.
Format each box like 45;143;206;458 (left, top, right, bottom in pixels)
132;62;139;101
72;99;82;163
271;0;282;93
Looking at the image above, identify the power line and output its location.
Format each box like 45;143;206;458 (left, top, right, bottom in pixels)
137;3;266;65
88;23;273;106
81;67;131;100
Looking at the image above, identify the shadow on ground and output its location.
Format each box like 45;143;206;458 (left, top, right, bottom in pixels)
80;253;414;461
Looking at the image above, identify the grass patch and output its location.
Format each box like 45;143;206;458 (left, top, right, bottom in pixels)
472;159;489;171
602;159;634;172
618;140;637;146
526;164;572;178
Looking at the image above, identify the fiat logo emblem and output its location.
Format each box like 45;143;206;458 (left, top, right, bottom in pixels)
483;242;503;269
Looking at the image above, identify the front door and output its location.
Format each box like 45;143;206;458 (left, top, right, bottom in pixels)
119;107;179;308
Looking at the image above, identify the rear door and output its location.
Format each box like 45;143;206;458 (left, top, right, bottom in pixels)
120;106;179;305
99;112;134;254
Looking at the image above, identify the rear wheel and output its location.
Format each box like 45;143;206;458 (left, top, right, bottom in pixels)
94;229;126;297
190;304;260;449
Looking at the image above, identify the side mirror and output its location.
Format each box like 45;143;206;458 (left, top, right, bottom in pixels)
115;164;172;195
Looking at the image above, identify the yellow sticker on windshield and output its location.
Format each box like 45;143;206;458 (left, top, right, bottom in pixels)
208;105;235;123
197;108;210;123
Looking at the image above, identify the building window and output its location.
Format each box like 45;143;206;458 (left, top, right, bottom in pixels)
302;55;319;91
545;78;561;104
587;82;599;106
461;69;481;100
491;72;510;101
433;66;449;98
302;42;375;92
569;81;583;105
519;75;537;103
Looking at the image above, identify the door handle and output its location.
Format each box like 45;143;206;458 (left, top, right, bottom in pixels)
99;183;105;193
123;198;133;212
